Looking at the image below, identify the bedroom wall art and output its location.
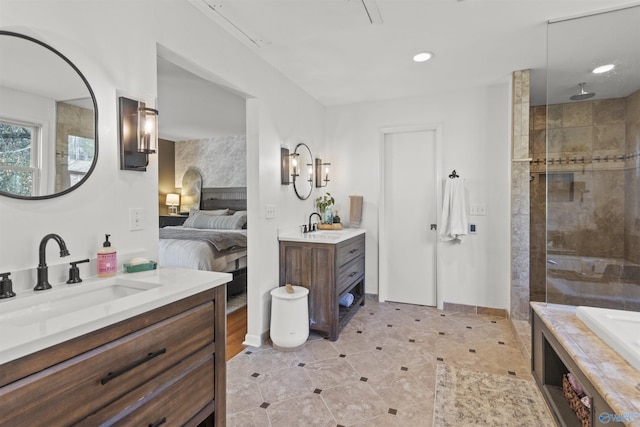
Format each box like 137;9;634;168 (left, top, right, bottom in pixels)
174;135;246;188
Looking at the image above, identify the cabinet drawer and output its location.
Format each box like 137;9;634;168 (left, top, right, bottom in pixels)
337;256;365;295
0;302;214;426
336;235;365;267
80;353;215;426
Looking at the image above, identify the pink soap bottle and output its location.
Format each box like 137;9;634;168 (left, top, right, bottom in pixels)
97;234;117;277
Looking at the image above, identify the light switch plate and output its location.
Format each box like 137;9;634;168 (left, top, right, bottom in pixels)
129;208;144;231
470;204;486;216
265;204;276;219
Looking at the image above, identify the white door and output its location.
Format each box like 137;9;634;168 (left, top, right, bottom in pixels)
382;129;438;306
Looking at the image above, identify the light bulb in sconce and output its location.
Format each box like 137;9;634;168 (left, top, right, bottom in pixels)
315;158;331;187
137;106;158;154
292;158;298;176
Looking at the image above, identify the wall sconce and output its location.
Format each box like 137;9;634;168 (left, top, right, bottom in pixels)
119;96;159;171
315;158;331;187
165;193;180;215
280;147;299;185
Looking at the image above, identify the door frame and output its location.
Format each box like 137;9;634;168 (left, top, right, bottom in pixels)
378;123;444;309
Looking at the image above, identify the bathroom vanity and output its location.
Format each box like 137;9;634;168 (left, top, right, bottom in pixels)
531;303;640;427
0;268;230;426
279;229;365;341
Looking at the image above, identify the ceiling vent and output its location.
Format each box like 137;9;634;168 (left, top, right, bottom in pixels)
198;0;271;48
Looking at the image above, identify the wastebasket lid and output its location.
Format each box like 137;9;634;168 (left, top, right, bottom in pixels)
270;285;309;299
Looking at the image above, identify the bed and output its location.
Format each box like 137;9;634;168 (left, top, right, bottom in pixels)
159;187;247;298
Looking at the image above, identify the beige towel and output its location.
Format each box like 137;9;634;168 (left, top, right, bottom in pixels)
349;195;363;227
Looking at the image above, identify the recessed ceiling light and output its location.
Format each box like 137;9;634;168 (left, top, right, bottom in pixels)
593;64;615;74
413;52;433;63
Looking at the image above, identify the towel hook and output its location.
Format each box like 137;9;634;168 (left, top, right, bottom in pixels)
449;170;459;178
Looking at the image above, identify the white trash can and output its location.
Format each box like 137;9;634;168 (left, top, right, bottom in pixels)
270;285;309;350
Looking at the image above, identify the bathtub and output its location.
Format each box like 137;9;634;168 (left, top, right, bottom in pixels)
546;255;640;309
576;306;640;372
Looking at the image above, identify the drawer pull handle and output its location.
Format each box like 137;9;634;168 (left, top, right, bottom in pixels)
101;348;167;385
349;271;358;277
149;417;167;427
349;249;359;254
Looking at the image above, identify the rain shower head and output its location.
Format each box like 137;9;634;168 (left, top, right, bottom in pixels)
570;83;595;101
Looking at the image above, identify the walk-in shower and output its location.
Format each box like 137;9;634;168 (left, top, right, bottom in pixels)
529;5;640;311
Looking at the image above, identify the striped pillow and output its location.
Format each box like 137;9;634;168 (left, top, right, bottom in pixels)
183;212;246;229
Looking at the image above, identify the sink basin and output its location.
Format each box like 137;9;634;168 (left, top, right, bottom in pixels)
1;278;160;327
0;267;232;365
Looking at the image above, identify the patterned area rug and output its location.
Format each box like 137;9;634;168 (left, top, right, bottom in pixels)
433;365;555;426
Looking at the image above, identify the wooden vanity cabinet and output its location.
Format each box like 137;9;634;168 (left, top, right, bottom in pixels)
0;286;226;426
279;233;365;341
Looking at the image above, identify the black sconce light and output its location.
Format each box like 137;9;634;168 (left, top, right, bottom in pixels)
315;158;331;187
280;147;300;185
119;96;159;171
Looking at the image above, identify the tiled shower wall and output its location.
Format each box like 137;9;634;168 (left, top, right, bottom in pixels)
625;89;640;264
510;70;530;321
529;89;640;304
55;102;94;192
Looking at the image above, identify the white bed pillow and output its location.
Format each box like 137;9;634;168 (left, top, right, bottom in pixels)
188;208;230;217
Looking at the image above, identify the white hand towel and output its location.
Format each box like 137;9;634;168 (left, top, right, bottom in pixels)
440;178;468;243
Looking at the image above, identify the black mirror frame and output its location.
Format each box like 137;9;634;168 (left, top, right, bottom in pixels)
0;30;99;200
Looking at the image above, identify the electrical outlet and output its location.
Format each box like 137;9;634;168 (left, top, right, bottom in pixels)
469;223;477;234
129;208;144;231
265;204;276;219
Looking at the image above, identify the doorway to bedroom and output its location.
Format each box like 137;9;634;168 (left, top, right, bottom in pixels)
156;54;249;360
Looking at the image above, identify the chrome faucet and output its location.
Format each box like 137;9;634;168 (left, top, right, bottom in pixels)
308;212;322;233
35;234;70;291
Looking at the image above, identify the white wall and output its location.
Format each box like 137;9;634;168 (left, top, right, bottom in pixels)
326;83;512;310
0;0;326;345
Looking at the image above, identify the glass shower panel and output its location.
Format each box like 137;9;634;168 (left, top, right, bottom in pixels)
545;6;640;310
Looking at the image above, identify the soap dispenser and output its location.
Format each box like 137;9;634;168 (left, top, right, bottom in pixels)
97;234;117;277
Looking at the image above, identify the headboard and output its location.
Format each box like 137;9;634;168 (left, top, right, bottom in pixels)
201;187;247;211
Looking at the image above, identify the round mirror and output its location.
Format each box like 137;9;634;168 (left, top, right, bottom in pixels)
0;31;98;200
293;142;313;200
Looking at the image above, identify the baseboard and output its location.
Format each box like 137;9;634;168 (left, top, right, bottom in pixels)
443;301;508;318
243;329;270;348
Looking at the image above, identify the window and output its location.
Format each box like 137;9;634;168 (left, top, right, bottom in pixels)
0;120;40;196
67;135;95;186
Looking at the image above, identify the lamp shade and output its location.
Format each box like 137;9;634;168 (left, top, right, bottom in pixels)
165;193;180;206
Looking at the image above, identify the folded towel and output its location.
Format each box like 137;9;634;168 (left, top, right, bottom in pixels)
567;373;585;396
339;293;354;307
440;178;468;243
580;396;591;409
349;195;363;227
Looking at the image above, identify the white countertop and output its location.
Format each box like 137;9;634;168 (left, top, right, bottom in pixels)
278;228;366;244
0;268;231;365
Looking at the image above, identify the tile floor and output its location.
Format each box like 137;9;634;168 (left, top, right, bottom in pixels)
226;295;550;426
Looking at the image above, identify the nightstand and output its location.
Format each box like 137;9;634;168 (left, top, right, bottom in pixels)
159;215;188;228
